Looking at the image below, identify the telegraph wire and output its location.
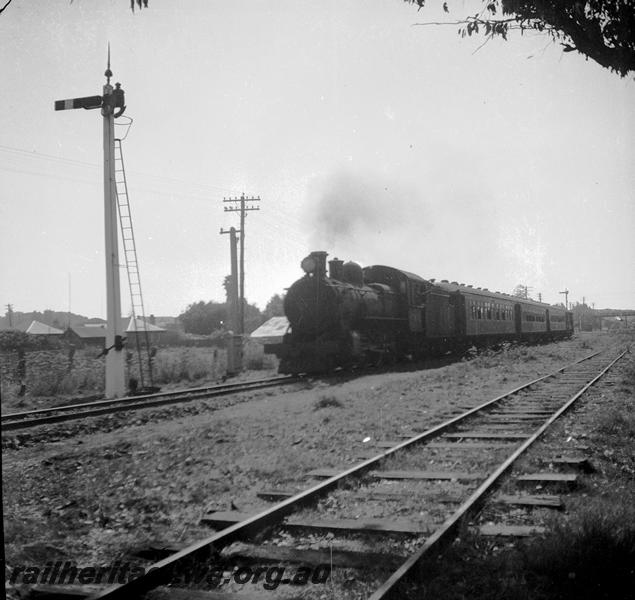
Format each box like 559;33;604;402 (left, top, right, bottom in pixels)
1;158;309;246
1;144;311;250
0;144;243;196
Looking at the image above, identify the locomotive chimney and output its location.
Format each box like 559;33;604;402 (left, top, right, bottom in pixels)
310;251;328;277
328;257;344;280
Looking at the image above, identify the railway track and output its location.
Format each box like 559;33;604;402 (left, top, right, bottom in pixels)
1;375;298;432
26;348;628;600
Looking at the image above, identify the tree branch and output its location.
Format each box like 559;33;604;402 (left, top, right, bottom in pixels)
404;0;635;77
0;0;13;16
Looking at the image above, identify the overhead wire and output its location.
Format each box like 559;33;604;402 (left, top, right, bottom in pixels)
0;144;243;196
1;143;312;251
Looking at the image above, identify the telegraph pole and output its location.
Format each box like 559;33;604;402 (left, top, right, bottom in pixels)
55;49;127;398
6;304;13;328
559;289;569;310
220;227;240;334
223;194;260;333
220;227;242;374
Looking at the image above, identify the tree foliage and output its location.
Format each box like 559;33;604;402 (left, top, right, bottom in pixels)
178;298;265;335
405;1;635;77
178;301;227;335
65;2;634;76
0;330;51;352
512;284;531;299
263;293;285;320
243;301;265;334
130;0;148;12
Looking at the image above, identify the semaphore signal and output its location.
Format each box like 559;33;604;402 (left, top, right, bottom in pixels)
54;95;104;111
54;47;128;398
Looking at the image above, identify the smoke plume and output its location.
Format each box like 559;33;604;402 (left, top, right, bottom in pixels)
306;168;425;252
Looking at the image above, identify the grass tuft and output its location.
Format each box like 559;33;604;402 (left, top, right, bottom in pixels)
524;500;635;599
313;395;343;410
597;406;635;438
406;500;635;600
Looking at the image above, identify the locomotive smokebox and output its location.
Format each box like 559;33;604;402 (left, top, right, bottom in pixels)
328;257;344;280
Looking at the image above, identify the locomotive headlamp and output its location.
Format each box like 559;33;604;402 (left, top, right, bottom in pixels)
301;256;317;274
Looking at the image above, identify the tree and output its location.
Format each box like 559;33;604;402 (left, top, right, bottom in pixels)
263;293;285;320
243;301;265;334
0;330;33;352
405;1;635;77
178;301;227;335
512;284;531;299
178;298;264;335
57;1;633;76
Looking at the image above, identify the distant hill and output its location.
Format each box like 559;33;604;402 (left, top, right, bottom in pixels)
0;310;94;332
0;310;179;332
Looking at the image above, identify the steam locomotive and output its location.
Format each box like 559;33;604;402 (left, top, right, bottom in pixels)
265;251;574;374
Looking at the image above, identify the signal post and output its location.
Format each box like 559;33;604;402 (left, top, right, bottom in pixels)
55;54;127;397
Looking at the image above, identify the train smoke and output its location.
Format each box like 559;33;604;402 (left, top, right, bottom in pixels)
303;164;510;292
306;169;425;252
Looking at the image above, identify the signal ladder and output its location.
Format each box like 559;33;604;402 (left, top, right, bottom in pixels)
113;138;154;391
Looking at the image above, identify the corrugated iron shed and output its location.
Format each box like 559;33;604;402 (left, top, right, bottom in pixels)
124;317;165;332
69;325;107;339
25;320;64;335
250;316;289;343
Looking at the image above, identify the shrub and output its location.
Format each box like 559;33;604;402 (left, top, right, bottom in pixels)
153;347;224;384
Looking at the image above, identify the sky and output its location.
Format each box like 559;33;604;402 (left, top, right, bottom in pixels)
1;0;633;320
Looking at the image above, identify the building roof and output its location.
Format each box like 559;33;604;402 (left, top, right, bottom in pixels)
25;320;64;335
69;318;165;338
69;325;107;339
250;316;289;339
124;317;165;333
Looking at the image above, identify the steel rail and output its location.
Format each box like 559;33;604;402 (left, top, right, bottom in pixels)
369;348;628;600
85;350;602;600
1;376;298;431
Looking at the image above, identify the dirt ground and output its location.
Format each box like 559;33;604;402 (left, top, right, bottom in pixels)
3;330;633;597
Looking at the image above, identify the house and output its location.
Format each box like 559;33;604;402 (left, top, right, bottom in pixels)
64;325;108;348
64;318;166;349
124;317;165;346
25;320;65;337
